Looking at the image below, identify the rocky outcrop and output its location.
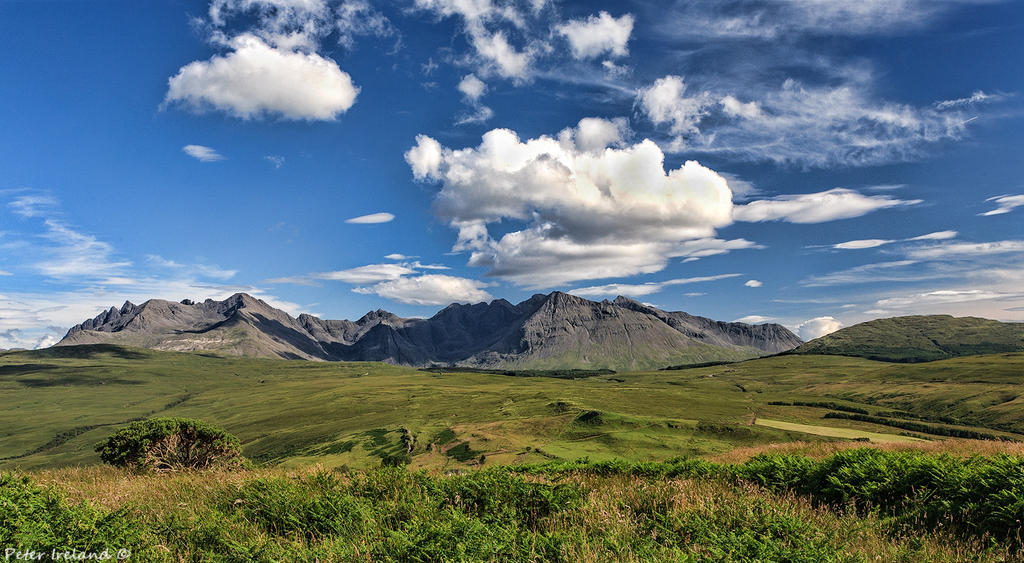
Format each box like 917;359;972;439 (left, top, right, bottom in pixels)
58;292;802;369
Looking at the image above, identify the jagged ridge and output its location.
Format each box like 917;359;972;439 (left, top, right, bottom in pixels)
58;292;803;370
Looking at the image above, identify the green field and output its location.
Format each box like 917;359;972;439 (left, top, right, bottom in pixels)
4;344;1024;471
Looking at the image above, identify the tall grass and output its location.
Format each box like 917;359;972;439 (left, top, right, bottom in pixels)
5;450;1021;561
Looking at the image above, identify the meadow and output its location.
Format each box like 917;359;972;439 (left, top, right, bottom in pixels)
3;345;1024;470
5;346;1024;560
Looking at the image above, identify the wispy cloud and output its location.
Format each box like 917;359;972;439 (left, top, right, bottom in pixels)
828;230;957;250
182;144;225;162
569;273;742;298
734;188;920;224
345;212;395;224
980;194;1024;216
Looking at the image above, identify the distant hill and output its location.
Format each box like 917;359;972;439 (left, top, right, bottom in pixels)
791;315;1024;362
56;292;802;370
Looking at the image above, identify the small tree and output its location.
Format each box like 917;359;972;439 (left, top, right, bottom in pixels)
95;418;242;472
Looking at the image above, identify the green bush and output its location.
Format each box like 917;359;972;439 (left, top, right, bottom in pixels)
95;417;242;471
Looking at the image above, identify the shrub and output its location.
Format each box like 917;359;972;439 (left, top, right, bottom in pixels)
95;417;242;471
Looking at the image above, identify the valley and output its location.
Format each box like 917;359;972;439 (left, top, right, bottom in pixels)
4;344;1022;471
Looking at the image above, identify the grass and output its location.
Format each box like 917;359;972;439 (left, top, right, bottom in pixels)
6;452;1019;562
4;345;1024;470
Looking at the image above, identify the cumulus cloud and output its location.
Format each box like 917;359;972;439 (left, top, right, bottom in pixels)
797;316;843;340
569;273;741;298
345;212;395;224
406;119;759;287
744;279;762;287
638;76;972;166
183;145;225;162
733;188;920;224
556;11;633;59
355;273;492;305
165;34;358;120
981;194;1024;216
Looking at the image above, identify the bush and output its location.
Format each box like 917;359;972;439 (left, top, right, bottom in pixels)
95;417;242;471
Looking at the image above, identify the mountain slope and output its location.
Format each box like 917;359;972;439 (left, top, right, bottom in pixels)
58;292;802;369
791;315;1024;362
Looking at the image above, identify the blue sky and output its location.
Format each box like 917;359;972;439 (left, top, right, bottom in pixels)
1;0;1022;349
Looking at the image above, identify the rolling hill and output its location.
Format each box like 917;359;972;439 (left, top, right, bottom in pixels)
56;292;802;370
791;315;1024;362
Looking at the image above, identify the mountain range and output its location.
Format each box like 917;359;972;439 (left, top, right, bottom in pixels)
56;292;803;370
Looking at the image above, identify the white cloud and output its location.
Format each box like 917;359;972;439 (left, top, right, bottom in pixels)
658;0;988;40
569;273;741;298
455;74;493;125
384;253;408;260
876;289;1017;309
457;73;486;101
733;188;920;224
908;230;958;241
33;220;131;279
316;263;416;284
147;255;238;281
183;144;225;162
165;34;358;120
265;155;285;168
556;11;634;59
8;195;57;218
980;194;1024;216
801;260;923;287
345;212;395;224
335;0;396;49
0;270;11;276
834;239;894;250
413;0;533;79
405;134;443;180
797;316;843;340
407;120;759;287
638;76;971;166
471;30;531;79
638;75;711;141
904;240;1024;260
830;230;956;250
355;273;492;306
735;315;774;324
935;90;1005;110
745;279;762;288
720;95;762;119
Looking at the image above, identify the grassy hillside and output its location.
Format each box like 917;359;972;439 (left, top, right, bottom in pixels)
791;315;1024;362
4;344;1024;471
5;447;1020;561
